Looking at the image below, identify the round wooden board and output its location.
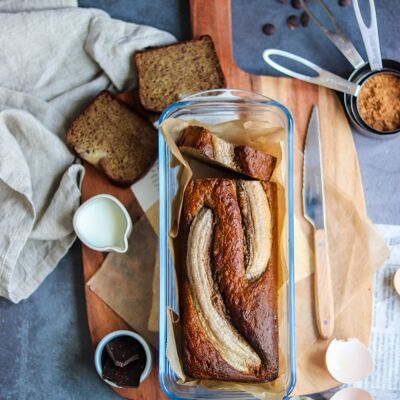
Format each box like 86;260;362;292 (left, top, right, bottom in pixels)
81;0;371;398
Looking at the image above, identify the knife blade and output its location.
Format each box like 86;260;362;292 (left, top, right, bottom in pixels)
303;105;334;340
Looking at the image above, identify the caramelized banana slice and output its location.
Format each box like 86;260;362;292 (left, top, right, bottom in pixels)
211;135;235;168
238;181;272;280
187;208;261;372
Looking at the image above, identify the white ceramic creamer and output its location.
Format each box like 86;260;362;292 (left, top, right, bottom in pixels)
73;194;132;253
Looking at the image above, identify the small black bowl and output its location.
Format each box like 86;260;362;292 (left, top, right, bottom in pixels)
344;59;400;139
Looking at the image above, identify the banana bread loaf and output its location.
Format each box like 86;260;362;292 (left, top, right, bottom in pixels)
179;178;279;382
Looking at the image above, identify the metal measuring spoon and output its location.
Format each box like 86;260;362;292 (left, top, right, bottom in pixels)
353;0;383;71
263;0;400;138
262;49;361;96
300;0;364;69
263;0;362;95
263;49;400;138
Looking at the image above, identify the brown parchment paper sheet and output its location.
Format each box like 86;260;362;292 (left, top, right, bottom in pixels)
85;114;389;397
292;178;389;395
160;117;289;399
87;213;159;349
160;117;390;398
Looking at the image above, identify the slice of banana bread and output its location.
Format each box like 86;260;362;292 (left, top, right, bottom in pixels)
66;90;157;186
134;36;225;112
180;125;277;181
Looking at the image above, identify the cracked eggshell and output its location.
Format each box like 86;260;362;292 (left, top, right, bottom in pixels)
325;338;373;384
394;268;400;296
330;387;373;400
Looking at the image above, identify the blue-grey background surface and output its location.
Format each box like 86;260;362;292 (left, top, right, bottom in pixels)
0;0;399;399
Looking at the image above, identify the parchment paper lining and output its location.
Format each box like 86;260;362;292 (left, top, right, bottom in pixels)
160;117;289;399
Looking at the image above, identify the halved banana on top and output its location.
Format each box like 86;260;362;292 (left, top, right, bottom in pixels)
237;180;272;280
186;208;261;373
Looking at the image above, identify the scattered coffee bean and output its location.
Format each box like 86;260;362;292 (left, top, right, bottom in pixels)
300;11;310;27
291;0;302;9
287;15;300;30
262;23;277;36
338;0;351;6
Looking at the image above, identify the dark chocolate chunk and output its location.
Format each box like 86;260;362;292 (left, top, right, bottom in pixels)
102;356;146;388
300;11;310;27
287;15;300;30
339;0;351;6
291;0;302;9
106;336;141;367
262;23;277;36
101;335;147;388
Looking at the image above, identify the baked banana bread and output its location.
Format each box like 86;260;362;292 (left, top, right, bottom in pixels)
66;91;157;186
135;36;225;112
179;178;278;382
180;126;277;181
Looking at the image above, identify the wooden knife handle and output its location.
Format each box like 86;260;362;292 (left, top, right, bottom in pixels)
314;228;334;339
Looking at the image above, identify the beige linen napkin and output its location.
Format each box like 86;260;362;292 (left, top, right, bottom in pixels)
0;1;174;302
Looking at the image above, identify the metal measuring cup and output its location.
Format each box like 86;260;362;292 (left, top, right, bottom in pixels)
262;0;400;139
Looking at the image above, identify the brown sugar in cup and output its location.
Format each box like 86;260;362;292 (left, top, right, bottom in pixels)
343;59;400;139
357;73;400;133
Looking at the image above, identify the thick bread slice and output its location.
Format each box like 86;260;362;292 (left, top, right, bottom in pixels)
66;91;157;186
134;36;225;112
180;125;277;181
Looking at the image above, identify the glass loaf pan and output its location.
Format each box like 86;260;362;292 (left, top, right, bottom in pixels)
158;89;296;399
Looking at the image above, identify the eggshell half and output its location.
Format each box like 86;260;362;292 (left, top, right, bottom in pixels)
330;387;373;400
394;268;400;296
326;338;373;383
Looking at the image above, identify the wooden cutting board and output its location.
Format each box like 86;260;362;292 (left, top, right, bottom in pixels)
81;0;371;398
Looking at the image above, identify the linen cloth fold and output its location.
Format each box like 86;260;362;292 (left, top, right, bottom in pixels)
0;0;175;302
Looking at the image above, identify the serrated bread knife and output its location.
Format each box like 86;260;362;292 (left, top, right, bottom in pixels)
303;105;334;340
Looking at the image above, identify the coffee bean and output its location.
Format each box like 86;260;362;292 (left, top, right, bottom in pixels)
262;23;276;36
338;0;351;6
300;11;310;27
291;0;302;9
287;15;300;30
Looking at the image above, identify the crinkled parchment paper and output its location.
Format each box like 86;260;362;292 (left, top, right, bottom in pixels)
86;113;388;397
159;116;389;398
87;213;159;349
160;117;288;399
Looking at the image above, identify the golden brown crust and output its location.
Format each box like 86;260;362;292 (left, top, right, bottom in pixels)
180;126;214;158
179;179;278;382
179;126;276;181
234;146;277;181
